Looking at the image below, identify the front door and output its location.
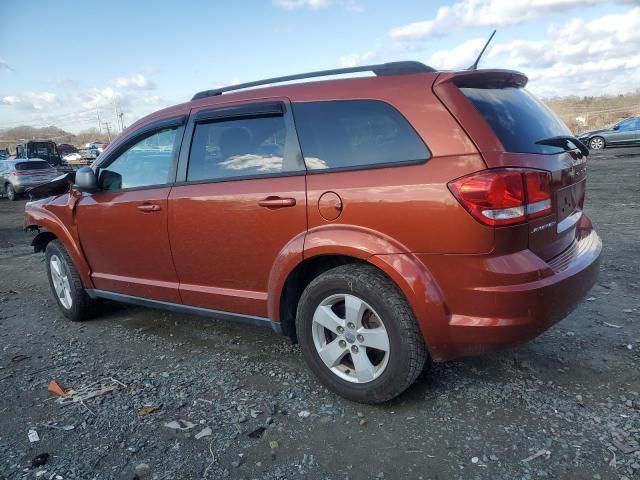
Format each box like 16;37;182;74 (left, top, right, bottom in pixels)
76;123;184;303
168;100;307;317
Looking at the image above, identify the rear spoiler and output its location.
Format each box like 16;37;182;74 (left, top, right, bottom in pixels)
435;69;528;89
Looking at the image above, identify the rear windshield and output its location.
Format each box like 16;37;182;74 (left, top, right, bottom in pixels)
16;161;51;171
460;87;572;154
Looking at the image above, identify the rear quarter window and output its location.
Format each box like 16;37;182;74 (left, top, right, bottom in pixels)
292;100;430;171
460;87;572;155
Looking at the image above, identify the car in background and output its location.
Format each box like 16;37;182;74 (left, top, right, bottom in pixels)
578;117;640;150
0;149;10;160
1;159;58;200
57;143;78;156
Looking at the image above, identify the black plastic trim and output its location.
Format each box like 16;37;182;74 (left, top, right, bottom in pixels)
194;102;284;123
86;289;283;335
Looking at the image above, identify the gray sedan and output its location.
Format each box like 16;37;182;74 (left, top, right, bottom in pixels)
578;117;640;150
0;159;58;201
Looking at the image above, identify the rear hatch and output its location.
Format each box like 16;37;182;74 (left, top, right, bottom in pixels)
16;161;58;184
434;70;587;261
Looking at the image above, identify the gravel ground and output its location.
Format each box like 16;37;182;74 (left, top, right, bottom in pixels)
0;148;639;480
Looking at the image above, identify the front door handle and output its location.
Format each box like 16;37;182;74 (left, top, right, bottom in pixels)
258;197;297;209
137;203;161;212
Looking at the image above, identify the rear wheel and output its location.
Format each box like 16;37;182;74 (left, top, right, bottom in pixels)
589;136;605;150
45;240;98;321
6;184;17;201
296;264;427;403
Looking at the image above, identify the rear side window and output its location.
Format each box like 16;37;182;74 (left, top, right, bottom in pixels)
188;116;291;182
292;100;430;171
16;161;51;170
461;87;572;154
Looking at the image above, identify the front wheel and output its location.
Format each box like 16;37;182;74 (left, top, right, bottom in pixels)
589;136;605;150
6;183;17;201
296;264;427;403
45;240;98;321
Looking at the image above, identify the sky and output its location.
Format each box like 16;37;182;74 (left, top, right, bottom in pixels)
1;0;639;134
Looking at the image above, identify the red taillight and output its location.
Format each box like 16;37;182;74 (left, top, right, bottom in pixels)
449;169;552;227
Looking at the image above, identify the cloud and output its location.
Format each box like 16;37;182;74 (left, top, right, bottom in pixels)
1;96;20;106
272;0;362;11
0;59;14;72
430;7;640;96
24;92;58;111
389;0;627;42
429;38;489;69
113;73;156;90
338;51;379;67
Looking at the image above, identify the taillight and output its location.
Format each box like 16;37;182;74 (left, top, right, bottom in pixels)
449;169;552;227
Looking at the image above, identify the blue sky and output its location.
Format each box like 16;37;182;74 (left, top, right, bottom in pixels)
1;0;638;134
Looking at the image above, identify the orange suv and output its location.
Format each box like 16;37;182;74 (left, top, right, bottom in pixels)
24;62;601;403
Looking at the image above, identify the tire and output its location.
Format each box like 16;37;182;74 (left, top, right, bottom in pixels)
6;183;18;201
589;136;605;150
296;264;427;403
45;240;98;321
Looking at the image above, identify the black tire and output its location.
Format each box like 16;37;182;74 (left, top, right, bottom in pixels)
45;240;98;321
6;183;18;201
589;136;605;150
296;264;427;403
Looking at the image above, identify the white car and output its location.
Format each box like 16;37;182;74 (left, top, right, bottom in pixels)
63;152;83;163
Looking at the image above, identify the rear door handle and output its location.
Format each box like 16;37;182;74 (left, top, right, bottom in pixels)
258;197;297;209
137;204;161;212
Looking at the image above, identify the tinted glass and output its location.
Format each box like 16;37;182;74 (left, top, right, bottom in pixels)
100;127;177;191
617;118;638;131
461;87;572;154
16;161;51;170
293;100;429;170
188;116;287;181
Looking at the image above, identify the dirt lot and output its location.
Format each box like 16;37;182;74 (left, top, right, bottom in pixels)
1;148;639;480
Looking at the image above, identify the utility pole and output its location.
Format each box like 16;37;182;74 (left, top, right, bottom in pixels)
96;105;102;134
118;111;125;132
103;122;112;142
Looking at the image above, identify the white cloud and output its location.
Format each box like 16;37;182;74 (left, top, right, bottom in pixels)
1;96;20;106
272;0;362;10
389;0;628;42
0;59;14;72
113;73;156;90
338;51;379;67
25;92;58;111
429;38;489;69
77;87;119;109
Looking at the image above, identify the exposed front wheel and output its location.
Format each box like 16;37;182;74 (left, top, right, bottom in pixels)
589;136;605;150
6;184;17;201
45;240;98;321
296;264;427;403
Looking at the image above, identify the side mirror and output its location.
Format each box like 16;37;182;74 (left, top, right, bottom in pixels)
613;125;620;131
74;166;98;193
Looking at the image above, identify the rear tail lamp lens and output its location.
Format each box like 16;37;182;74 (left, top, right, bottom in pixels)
449;169;552;226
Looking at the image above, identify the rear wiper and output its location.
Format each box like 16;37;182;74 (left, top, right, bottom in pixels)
535;136;589;157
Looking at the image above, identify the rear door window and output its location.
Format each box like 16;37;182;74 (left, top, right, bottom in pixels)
292;100;430;171
16;161;51;170
460;87;572;154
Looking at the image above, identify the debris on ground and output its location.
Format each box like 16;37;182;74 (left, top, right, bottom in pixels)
138;405;160;416
522;450;551;463
31;453;49;467
55;378;124;406
247;426;266;439
164;419;197;431
28;429;40;443
195;426;212;440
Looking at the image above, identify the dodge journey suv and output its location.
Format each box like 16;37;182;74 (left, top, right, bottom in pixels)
24;62;601;403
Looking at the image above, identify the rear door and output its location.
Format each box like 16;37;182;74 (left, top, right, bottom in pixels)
434;71;587;260
168;99;307;317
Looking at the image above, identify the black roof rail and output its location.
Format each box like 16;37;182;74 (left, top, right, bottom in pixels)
191;61;436;101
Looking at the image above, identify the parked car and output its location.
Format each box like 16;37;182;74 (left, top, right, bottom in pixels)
16;140;63;166
56;143;78;156
63;152;84;164
1;159;58;200
0;148;10;160
25;62;601;403
578;117;640;150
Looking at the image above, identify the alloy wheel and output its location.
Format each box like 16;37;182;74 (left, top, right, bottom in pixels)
311;293;390;383
50;254;73;309
590;137;604;150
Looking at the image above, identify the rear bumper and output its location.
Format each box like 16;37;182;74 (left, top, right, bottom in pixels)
417;215;601;361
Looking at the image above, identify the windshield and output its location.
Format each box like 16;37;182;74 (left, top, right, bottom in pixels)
461;87;572;155
28;142;58;160
16;161;52;171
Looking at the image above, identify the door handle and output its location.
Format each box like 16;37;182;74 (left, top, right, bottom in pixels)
137;204;161;212
258;197;297;208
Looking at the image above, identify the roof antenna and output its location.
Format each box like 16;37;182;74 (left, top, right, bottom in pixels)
468;29;496;70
